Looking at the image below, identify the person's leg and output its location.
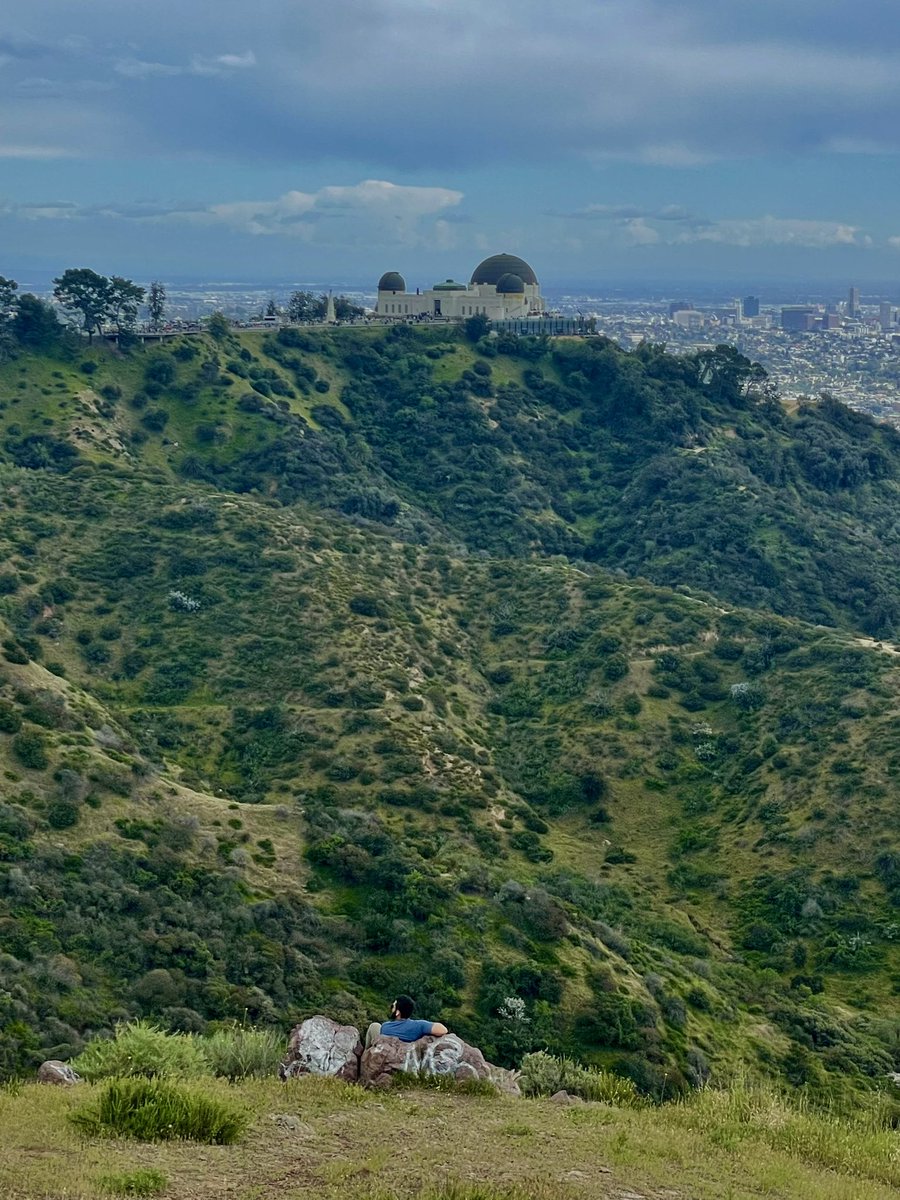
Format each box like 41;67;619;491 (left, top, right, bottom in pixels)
364;1022;382;1048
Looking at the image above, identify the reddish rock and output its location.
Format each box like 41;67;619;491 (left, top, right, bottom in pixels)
37;1060;81;1086
360;1032;520;1096
279;1015;362;1083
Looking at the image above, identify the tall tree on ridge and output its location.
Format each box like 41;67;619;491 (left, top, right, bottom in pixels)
148;280;167;329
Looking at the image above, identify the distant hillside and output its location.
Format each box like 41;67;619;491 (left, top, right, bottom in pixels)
0;322;897;1104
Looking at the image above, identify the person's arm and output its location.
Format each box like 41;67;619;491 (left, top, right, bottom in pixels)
429;1021;448;1037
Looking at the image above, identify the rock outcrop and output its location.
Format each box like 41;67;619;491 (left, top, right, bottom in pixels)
279;1015;363;1083
360;1031;521;1096
279;1015;519;1097
37;1060;81;1086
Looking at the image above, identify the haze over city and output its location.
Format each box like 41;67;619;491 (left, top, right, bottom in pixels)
3;0;900;285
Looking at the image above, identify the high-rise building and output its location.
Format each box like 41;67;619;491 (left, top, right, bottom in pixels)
880;301;893;331
848;286;860;317
668;300;691;317
742;295;760;318
781;306;817;332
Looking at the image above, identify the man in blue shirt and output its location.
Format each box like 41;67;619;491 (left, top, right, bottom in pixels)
365;994;448;1047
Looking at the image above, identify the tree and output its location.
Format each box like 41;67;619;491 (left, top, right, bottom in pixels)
464;312;491;342
108;276;145;334
206;311;231;341
0;276;18;362
0;276;18;317
147;281;166;329
12;294;61;350
335;295;365;320
265;299;278;318
53;268;112;342
287;290;324;323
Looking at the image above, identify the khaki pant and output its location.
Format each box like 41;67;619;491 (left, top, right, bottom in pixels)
364;1022;382;1048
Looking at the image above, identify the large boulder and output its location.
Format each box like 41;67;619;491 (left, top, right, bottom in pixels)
279;1015;362;1083
360;1032;520;1096
37;1060;81;1086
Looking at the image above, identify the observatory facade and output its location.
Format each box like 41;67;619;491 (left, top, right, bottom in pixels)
375;254;544;320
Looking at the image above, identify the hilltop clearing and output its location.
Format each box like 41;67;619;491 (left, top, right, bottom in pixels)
2;1074;898;1200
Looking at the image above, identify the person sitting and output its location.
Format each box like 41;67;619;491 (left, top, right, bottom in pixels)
365;994;448;1047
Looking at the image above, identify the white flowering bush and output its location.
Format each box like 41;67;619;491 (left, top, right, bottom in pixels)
168;589;201;613
498;996;529;1023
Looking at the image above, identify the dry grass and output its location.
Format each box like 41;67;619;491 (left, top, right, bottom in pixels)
1;1075;898;1200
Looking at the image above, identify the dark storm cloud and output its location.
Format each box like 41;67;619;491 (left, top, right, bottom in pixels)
2;1;900;165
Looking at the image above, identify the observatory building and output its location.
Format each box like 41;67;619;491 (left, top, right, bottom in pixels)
375;254;544;320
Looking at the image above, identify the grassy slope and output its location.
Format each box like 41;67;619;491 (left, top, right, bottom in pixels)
0;329;897;1096
3;1076;900;1200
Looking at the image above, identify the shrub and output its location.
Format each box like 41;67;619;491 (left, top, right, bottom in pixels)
0;702;22;733
72;1020;208;1081
519;1051;644;1107
11;731;48;769
47;800;80;829
70;1076;249;1144
96;1168;167;1196
200;1025;283;1080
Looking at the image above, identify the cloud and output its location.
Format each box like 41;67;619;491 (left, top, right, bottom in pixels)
888;237;900;251
190;50;256;75
115;49;256;79
114;58;182;79
0;180;465;245
0;143;76;159
551;204;875;251
556;204;699;223
678;217;870;249
3;2;900;170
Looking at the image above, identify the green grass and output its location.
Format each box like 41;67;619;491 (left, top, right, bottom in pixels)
95;1168;167;1196
69;1076;249;1144
1;1075;898;1199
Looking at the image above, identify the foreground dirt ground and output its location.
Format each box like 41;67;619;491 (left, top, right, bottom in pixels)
0;1077;895;1200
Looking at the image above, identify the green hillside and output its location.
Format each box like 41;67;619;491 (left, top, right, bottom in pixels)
0;319;897;1105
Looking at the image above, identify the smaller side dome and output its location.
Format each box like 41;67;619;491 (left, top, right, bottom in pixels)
496;272;525;294
378;271;406;292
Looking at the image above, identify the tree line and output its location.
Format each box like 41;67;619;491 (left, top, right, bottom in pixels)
0;271;168;352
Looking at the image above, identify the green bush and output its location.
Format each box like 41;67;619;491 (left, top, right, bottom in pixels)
519;1051;644;1107
70;1076;249;1143
72;1020;208;1081
11;731;48;769
200;1025;283;1080
96;1168;167;1196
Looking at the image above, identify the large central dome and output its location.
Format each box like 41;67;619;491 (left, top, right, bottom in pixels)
470;253;538;287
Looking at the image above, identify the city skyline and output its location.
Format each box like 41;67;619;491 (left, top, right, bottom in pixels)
3;2;900;283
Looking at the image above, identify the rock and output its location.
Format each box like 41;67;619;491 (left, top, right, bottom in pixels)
550;1089;584;1105
270;1113;303;1130
37;1060;81;1086
279;1015;363;1083
360;1032;520;1096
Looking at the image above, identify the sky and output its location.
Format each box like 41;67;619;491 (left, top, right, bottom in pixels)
2;0;900;289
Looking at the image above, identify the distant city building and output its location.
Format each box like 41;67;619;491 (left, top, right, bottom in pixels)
848;286;860;317
880;301;893;331
781;306;818;332
673;309;706;329
733;298;744;322
375;254;544;320
820;313;843;331
742;295;760;318
668;300;691;317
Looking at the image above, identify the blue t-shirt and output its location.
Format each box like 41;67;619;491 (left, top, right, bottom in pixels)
380;1018;435;1042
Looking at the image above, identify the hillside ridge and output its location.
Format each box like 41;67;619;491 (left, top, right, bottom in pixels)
0;322;897;1106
